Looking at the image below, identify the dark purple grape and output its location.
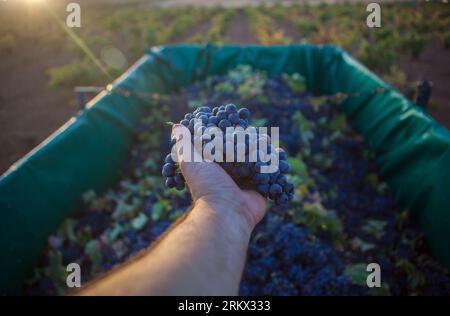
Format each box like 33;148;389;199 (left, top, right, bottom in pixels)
165;177;176;188
225;104;237;114
218;119;232;130
228;113;240;125
165;153;174;164
238;108;251;119
198;115;208;124
208;116;218;125
269;183;282;196
162;163;175;177
217;110;227;121
279;160;291;174
257;184;270;195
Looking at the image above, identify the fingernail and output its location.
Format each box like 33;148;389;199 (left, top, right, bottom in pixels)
172;123;183;131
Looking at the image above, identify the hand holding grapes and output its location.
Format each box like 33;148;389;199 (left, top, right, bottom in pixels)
173;123;267;231
79;105;291;296
79;126;267;295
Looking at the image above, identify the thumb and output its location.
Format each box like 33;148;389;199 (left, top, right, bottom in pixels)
172;124;238;200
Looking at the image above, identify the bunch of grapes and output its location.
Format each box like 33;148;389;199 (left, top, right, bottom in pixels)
162;104;294;205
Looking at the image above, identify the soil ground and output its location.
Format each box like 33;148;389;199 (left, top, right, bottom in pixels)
1;3;449;174
0;42;75;174
225;9;257;44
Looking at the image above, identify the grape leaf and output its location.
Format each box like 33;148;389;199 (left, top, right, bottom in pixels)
151;202;165;221
131;213;149;231
344;263;369;286
351;237;376;252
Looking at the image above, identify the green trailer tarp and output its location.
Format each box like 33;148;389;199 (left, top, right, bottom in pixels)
1;44;449;295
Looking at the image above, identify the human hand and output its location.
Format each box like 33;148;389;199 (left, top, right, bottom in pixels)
79;125;267;296
172;124;267;232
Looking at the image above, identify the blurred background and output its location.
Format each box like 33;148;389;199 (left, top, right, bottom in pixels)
0;0;449;174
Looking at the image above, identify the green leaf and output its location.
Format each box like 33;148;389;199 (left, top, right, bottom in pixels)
151;202;165;221
47;250;64;276
293;112;312;134
44;250;67;293
282;72;306;93
144;157;158;170
288;157;307;176
237;83;251;97
90;197;112;212
329;114;348;131
310;96;327;110
84;239;102;270
131;197;143;206
250;118;267;127
108;223;124;242
215;82;234;94
298;202;343;237
344;263;369;286
84;240;98;254
329;130;343;141
351;237;376;252
288;175;303;186
113;201;136;219
131;213;149;231
120;180;139;192
362;219;387;239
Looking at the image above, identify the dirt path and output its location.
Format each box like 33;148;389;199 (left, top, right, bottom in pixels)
224;9;256;44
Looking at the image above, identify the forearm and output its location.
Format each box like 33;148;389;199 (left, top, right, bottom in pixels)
78;198;252;296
